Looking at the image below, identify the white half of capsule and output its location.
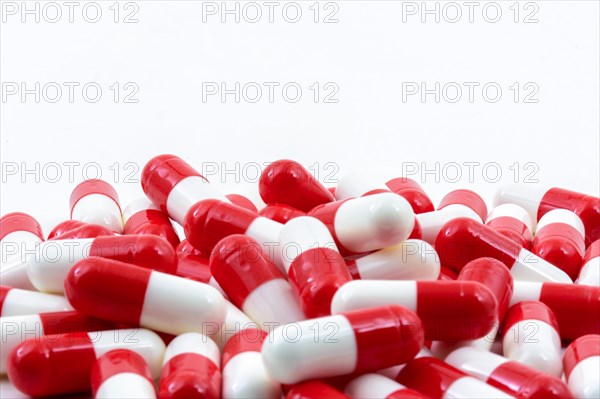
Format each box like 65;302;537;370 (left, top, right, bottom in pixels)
354;240;440;280
445;346;509;381
509;281;542;306
1;258;36;291
139;273;227;336
535;209;585;239
486;203;534;234
95;372;157;399
417;204;481;245
331;280;417;315
502;319;562;377
443;376;515;399
578;257;600;286
0;314;43;374
162;332;220;367
1;288;72;317
165;176;230;225
261;314;357;384
567;356;600;399
345;373;410;399
72;193;123;233
242;279;305;327
493;185;548;220
509;248;572;283
245;217;284;270
335;173;389;201
278;217;339;274
122;197;161;223
26;238;94;293
209;301;259;350
1;232;44;290
222;351;281;399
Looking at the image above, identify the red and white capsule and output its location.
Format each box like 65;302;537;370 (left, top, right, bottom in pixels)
159;332;221;399
91;349;157;399
439;189;488;222
395;356;515;399
7;328;165;397
49;221;113;240
222;328;281;399
345;239;440;281
510;281;600;340
141;154;230;225
286;381;350;399
502;301;562;377
446;347;572;399
385;177;435;214
345;373;429;399
436;218;572;283
308;193;415;255
123;197;180;248
278;216;352;317
563;334;600;399
0;286;71;316
494;185;600;245
261;305;424;384
65;257;227;335
258;204;306;224
579;240;600;286
331;280;497;341
26;234;178;293
210;235;304;327
486;204;534;249
48;220;87;239
70;179;123;233
417;196;483;245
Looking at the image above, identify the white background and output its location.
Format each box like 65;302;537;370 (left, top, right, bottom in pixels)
1;0;599;235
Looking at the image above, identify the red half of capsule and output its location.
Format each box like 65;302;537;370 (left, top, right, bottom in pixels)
226;194;258;213
0;212;44;241
386;177;435;214
124;209;180;248
176;254;212;283
222;328;268;368
259;204;306;224
40;310;116;335
563;334;600;379
54;223;114;240
532;224;585;281
583;240;600;263
486;217;532;250
438;266;458;281
489;360;573;399
47;220;87;239
159;353;221;399
91;349;154;397
286;381;350;399
395;356;466;399
177;239;205;257
70;179;121;216
438;189;488;222
502;301;559;336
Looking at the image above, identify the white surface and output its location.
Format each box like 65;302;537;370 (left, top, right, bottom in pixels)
535;209;586;238
486;203;533;232
95;373;157;399
1;1;597;236
162;332;220;366
166;176;230;225
242;278;305;326
510;281;543;306
510;247;572;283
245;216;284;268
578;257;600;286
568;356;600;399
330;280;418;314
208;300;258;349
444;376;514;399
122;197;160;222
345;373;406;399
222;351;281;399
445;347;507;381
71;194;123;233
1;288;72;316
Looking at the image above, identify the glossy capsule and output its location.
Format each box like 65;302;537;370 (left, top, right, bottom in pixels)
345;239;440;281
579;240;600;286
436;218;572;283
210;235;304;326
222;328;281;399
123;197;180;248
258;204;306;224
7;328;165;397
226;193;258;212
159;332;221;399
286;381;350;399
49;221;113;240
486;204;534;249
65;257;227;336
345;373;429;399
446;347;572;399
70;179;123;233
385;177;435;214
259;159;335;212
0;310;114;374
502;301;562;377
510;281;600;340
277;216;352;317
0;286;71;316
563;334;600;399
208;301;258;349
331;280;497;341
308;193;415;255
438;189;488;222
26;234;178;293
494;185;600;245
91;349;156;399
47;220;87;239
416;199;483;245
261;305;424;384
141;154;230;225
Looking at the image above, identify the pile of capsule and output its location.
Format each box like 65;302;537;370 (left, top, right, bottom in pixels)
1;154;599;399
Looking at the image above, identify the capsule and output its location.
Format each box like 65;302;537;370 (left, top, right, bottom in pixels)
511;281;599;339
563;334;600;399
47;219;87;239
0;286;71;316
50;221;113;240
486;204;534;249
345;239;440;281
416;199;483;245
286;381;350;399
395;357;514;399
579;240;599;286
439;189;488;222
65;257;227;336
446;347;572;399
91;349;156;399
436;218;572;283
26;234;178;293
259;160;334;212
123;197;180;248
222;328;281;399
438;266;458;280
141;154;230;225
159;332;221;399
258;204;306;224
502;301;562;377
278;217;352;317
70;179;123;233
345;373;429;399
0;213;44;290
0;310;114;374
226;193;259;212
331;280;497;341
262;305;424;384
184;199;284;268
308;193;415;255
7;328;165;397
177;238;204;256
385;177;435;214
494;185;600;245
210;235;304;326
208;301;259;349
